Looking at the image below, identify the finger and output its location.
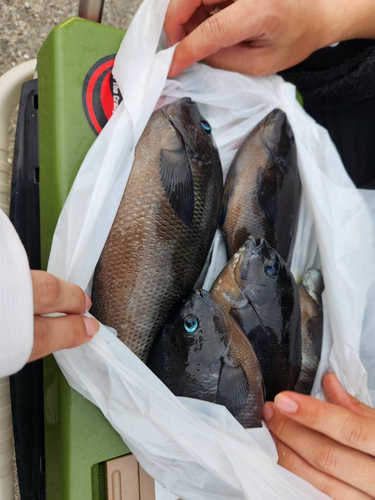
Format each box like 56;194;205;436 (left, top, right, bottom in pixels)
323;373;375;419
29;315;100;362
31;270;90;315
164;0;200;46
272;391;375;457
184;2;236;37
276;439;373;500
265;403;375;497
203;45;279;76
205;39;314;76
182;14;280;77
164;0;229;45
184;7;211;37
168;1;261;77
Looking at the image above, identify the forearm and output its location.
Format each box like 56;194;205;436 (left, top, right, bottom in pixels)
320;0;375;47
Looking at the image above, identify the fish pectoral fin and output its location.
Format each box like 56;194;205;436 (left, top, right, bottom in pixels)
160;148;194;226
217;356;249;417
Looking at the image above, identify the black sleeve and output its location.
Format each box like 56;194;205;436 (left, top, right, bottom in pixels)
279;39;375;189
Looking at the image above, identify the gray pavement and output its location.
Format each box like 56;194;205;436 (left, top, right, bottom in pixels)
1;0;142;76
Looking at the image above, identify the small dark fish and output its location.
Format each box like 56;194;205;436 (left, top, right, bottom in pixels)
147;290;264;428
210;236;301;401
220;109;301;264
295;269;324;395
91;98;223;362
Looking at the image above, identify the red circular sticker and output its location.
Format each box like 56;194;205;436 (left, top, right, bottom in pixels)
82;54;123;136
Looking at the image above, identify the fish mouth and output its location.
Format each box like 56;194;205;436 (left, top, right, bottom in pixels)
260;108;293;171
163;97;195;144
238;236;272;283
243;235;266;255
163;97;194;122
264;108;286;126
163;106;186;144
162;98;207;161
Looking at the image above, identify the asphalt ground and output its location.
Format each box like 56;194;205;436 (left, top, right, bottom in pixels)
1;0;142;76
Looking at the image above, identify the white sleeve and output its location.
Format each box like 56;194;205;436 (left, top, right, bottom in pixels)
0;209;33;377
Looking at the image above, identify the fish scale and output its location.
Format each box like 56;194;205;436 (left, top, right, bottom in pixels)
91;100;223;362
221;109;301;265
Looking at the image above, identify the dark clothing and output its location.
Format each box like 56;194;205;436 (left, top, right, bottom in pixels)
280;40;375;189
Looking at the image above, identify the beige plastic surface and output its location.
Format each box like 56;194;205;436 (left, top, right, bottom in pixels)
0;59;36;500
106;455;160;500
0;59;37;215
106;455;140;500
139;465;156;500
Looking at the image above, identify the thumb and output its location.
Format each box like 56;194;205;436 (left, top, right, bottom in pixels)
169;1;258;77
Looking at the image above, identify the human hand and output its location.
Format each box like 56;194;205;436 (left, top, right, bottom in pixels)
29;271;99;362
165;0;375;77
263;373;375;499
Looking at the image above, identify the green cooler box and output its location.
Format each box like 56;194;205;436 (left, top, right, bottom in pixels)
38;17;132;500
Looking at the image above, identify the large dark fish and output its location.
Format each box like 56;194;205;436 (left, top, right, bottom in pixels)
210;236;301;401
91;98;223;362
295;269;324;395
148;290;264;428
220;109;301;264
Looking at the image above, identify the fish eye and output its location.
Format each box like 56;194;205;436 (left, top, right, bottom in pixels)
200;120;211;134
264;260;281;278
184;314;199;333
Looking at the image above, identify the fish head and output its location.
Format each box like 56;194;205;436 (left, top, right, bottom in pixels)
260;108;297;174
159;98;222;227
302;268;324;307
210;257;248;311
161;289;231;369
163;98;217;163
233;236;294;309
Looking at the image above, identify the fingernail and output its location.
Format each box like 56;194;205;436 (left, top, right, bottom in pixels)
274;394;298;414
85;294;92;312
83;317;99;336
263;402;273;422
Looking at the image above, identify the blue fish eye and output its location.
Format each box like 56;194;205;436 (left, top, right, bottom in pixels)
200;120;211;134
184;314;199;333
264;260;281;278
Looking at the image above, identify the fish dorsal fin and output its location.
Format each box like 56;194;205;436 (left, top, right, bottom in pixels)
217;355;249;417
257;166;278;225
160;148;194;226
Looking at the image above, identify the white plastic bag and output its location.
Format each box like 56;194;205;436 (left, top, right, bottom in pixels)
47;0;375;497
